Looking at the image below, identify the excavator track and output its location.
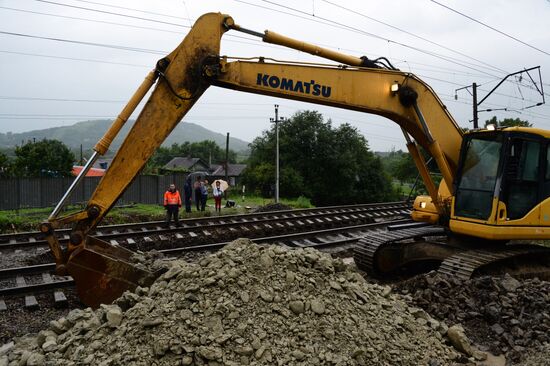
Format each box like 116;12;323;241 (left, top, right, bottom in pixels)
354;226;450;275
438;245;550;280
354;226;550;279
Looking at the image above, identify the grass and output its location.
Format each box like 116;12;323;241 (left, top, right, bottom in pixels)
0;195;314;234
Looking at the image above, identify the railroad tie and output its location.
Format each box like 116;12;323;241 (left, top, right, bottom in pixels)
126;238;137;249
17;276;38;309
54;291;68;308
42;272;69;308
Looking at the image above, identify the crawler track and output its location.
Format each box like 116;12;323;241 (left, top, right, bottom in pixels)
354;225;550;279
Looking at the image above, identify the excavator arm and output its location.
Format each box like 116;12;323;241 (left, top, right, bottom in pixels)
42;12;463;307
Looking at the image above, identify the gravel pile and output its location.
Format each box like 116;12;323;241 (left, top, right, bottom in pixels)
253;203;293;213
1;239;466;365
395;272;550;365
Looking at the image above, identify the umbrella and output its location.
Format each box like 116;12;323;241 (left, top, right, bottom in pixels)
211;179;229;191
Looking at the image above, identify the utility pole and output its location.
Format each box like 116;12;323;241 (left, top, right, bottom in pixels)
225;133;229;185
270;104;285;203
472;82;478;129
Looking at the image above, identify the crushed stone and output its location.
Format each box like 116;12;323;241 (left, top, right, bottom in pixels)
2;239;470;365
395;271;550;365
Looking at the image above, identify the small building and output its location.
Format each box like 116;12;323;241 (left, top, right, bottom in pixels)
93;158;113;170
209;163;247;186
163;157;210;173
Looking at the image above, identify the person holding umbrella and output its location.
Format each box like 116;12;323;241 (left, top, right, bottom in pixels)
212;179;226;213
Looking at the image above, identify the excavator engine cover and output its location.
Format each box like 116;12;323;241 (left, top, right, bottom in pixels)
66;236;158;308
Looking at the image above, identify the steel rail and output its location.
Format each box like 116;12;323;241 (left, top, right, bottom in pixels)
0;218;411;297
0;201;410;250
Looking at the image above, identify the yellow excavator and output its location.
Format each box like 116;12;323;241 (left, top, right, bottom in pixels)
40;13;550;307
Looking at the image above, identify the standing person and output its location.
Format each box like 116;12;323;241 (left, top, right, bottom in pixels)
213;180;224;213
183;178;192;213
163;183;181;227
194;176;202;211
200;179;209;211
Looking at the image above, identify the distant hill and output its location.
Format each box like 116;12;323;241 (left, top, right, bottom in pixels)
0;119;250;153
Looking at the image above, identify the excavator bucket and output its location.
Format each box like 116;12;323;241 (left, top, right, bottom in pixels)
66;236;159;308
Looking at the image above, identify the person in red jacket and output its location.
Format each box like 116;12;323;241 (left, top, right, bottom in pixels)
163;183;182;227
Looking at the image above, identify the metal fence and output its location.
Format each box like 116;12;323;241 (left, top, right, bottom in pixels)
0;173;188;210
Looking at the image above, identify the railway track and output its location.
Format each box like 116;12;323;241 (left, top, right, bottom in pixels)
0;202;411;310
0;201;409;251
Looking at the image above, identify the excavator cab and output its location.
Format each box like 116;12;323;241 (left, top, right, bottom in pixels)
450;128;550;239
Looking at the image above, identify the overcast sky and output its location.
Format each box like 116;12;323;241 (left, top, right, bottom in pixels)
1;0;549;151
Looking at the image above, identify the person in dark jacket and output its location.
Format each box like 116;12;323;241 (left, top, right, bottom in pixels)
194;176;202;211
163;183;182;227
183;178;192;213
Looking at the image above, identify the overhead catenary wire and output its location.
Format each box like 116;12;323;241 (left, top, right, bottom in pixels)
251;0;507;76
430;0;550;57
18;0;547;97
320;0;508;74
238;0;549;104
0;5;511;82
0;5;282;50
0;30;166;55
2;0;548;132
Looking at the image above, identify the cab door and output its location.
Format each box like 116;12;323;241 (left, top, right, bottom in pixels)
498;136;545;223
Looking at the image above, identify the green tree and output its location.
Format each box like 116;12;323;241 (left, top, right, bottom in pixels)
484;116;532;128
393;153;418;183
243;110;397;205
0;151;12;177
13;139;75;177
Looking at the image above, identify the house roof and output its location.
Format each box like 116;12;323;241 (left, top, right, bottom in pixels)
163;157;209;170
72;166;105;177
210;164;247;176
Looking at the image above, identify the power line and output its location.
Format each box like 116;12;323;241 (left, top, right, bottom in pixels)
430;0;550;57
0;50;149;68
320;0;507;74
247;0;549;102
0;96;125;103
4;0;518;84
34;0;191;30
0;30;166;54
3;1;546;122
252;0;505;77
69;0;191;22
0;6;188;35
0;5;293;51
